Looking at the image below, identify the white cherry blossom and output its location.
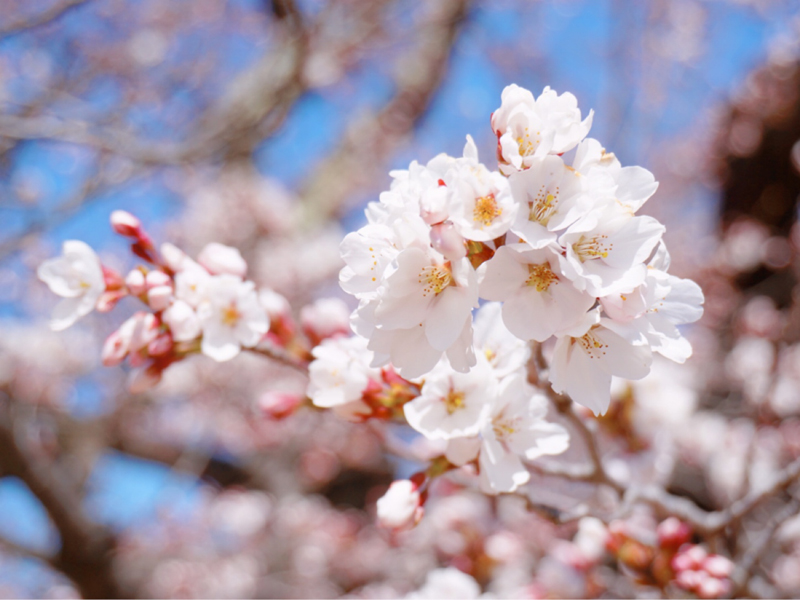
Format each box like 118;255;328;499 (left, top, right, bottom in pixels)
163;299;201;342
376;480;423;531
559;201;665;296
480;244;595;342
492;84;593;174
37;240;105;331
306;334;378;419
196;274;268;362
472;302;529;378
508;155;588;249
478;376;569;494
549;310;652;415
373;246;478;358
404;356;496;440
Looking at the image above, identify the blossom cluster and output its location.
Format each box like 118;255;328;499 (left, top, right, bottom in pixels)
329;83;703;416
36;212;330;392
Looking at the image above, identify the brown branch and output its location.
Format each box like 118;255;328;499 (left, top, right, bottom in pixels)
298;0;472;226
0;0;91;39
0;401;130;598
247;343;310;373
544;387;625;495
0;532;56;566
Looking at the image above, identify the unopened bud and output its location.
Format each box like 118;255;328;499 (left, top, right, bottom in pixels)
148;332;173;357
110;210;142;237
430;221;467;260
145;270;172;290
703;555;733;579
376;479;423;531
697;576;729;599
258;391;303;419
147;285;173;311
197;242;247;277
160;242;189;272
125;269;147;296
657;517;692;550
101;319;136;366
96;289;127;313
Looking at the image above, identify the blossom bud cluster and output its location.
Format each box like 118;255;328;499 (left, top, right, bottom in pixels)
37;211;324;393
334;83;704;418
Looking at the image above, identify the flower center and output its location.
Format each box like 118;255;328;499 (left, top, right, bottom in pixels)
526;262;558;292
576;328;608;359
444;390;466;415
572;234;612;262
516;127;541;158
473;194;502;226
418;264;453;297
221;303;241;327
529;189;558;226
492;417;519;442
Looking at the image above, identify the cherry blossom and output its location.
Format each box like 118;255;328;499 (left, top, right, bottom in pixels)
196;275;268;362
37;240;105;331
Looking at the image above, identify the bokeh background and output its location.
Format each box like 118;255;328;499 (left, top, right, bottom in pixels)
2;0;800;597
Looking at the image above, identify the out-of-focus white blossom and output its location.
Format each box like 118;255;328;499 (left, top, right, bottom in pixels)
376;480;423;531
37;240;105;331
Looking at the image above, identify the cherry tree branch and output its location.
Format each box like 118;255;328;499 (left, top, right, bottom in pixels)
0;399;130;598
0;0;91;39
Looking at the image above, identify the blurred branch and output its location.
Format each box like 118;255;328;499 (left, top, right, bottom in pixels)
0;533;56;566
298;0;472;226
0;0;91;39
626;455;800;535
729;498;800;597
0;398;128;598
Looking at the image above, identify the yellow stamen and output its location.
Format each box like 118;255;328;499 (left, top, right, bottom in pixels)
418;264;453;297
576;328;608;359
526;262;558;292
572;234;612;262
473;195;502;226
221;303;241;327
529;189;559;226
444;390;466;415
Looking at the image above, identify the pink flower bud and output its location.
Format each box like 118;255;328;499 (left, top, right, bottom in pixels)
160;243;189;272
147;285;173;311
258;391;303;420
110;210;142;237
676;569;704;590
673;544;708;572
102;265;124;289
430;221;467;260
260;289;295;345
101;321;135;366
130;312;159;354
703;555;733;579
697;575;728;599
148;332;173;357
145;270;172;290
125;269;147;295
376;479;423;531
96;289;127;312
657;517;692;550
300;297;350;346
197;243;247;277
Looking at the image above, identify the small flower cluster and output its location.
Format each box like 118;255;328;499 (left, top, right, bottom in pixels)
602;516;733;598
37;211;327;391
335;83;704;417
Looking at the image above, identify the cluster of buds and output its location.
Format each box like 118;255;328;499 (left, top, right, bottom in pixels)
671;543;734;599
37;211;342;394
604;517;732;598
